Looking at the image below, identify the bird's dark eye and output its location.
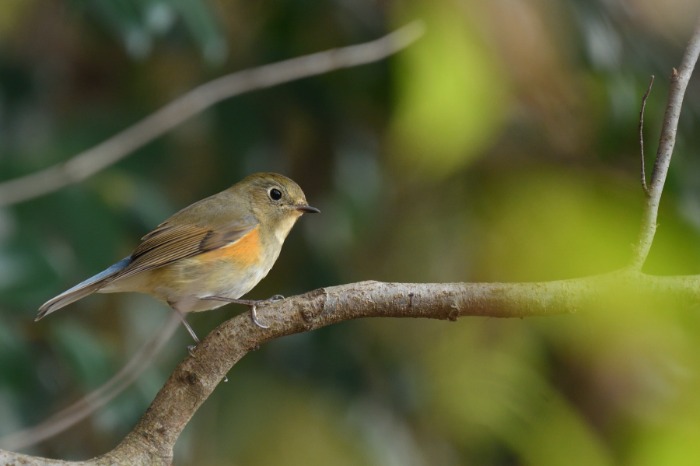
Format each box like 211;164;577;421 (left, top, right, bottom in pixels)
268;188;283;201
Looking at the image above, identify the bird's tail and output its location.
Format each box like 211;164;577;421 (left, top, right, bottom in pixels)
35;257;131;321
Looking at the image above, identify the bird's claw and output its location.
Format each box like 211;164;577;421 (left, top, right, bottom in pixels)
204;294;285;329
250;304;270;329
250;294;285;328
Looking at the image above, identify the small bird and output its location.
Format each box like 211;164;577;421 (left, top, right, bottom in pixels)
36;172;319;343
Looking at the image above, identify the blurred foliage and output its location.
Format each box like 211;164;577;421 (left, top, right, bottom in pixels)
2;0;700;464
389;2;507;178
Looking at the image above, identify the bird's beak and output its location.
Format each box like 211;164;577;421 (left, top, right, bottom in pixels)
296;204;321;214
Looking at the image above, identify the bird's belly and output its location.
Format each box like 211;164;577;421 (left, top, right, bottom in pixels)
152;256;274;312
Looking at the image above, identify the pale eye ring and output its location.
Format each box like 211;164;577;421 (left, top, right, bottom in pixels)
268;187;283;201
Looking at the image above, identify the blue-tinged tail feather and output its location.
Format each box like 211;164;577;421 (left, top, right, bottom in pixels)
35;257;132;321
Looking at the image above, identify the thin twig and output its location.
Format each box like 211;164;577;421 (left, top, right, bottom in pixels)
0;22;424;207
0;313;180;451
639;75;655;196
631;18;700;269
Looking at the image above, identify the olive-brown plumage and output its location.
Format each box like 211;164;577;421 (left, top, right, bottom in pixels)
36;173;319;338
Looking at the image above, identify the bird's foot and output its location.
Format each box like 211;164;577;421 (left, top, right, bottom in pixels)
204;295;286;329
169;305;201;353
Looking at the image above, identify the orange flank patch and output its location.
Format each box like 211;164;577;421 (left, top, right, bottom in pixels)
197;226;262;266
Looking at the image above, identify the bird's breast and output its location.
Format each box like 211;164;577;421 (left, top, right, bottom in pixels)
198;225;263;266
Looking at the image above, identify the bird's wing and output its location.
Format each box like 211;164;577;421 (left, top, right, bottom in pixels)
113;218;258;281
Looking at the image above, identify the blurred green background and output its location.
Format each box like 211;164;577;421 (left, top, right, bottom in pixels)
2;0;700;464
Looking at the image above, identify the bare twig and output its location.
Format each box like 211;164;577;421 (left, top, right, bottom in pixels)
631;18;700;269
0;22;424;207
639;75;655;196
0;313;180;451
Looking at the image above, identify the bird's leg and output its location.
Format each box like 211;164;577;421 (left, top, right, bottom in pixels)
170;305;201;355
204;295;285;329
172;306;227;381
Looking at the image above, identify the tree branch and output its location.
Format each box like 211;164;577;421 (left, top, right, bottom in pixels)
0;22;424;207
3;272;692;464
631;17;700;269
